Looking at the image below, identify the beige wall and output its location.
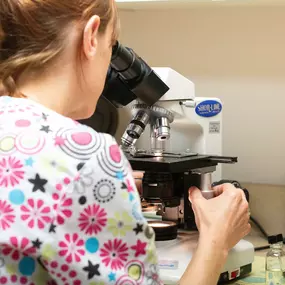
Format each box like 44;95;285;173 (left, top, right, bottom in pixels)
118;6;285;235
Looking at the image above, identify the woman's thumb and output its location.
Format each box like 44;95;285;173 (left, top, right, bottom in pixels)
188;187;204;203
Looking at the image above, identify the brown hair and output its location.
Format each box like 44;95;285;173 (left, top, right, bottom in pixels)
0;0;118;97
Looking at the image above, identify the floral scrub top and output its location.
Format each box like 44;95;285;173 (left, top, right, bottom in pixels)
0;96;161;285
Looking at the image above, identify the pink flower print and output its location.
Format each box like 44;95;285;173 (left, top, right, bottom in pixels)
21;199;51;229
1;237;36;261
0;200;15;230
58;233;85;264
54;136;66;146
126;179;134;193
100;239;129;271
52;193;72;225
78;204;107;235
0;157;24;187
131;240;147;258
42;260;80;284
146;264;161;285
109;145;121;163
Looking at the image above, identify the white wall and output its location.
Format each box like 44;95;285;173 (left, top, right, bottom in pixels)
118;6;285;186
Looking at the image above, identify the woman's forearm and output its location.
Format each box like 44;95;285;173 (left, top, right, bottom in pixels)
179;235;228;285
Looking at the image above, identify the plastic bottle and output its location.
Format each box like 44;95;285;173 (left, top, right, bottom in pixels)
266;234;285;285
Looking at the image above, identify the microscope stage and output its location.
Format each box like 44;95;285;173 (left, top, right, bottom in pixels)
125;152;237;173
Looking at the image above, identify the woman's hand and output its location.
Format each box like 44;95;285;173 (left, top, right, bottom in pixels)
180;183;250;285
189;183;251;251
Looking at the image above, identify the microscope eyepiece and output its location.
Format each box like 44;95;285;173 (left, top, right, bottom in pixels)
101;41;169;107
111;42;132;72
111;42;143;86
111;41;132;72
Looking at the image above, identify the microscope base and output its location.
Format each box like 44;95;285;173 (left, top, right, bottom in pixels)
155;231;255;285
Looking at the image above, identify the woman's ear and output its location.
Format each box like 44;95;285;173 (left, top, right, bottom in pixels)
82;15;101;59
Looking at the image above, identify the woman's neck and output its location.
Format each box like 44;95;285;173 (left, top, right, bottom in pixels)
18;67;83;120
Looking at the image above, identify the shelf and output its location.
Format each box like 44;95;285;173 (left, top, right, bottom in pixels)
116;0;285;10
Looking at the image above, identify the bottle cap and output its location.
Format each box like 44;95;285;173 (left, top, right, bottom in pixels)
268;234;284;244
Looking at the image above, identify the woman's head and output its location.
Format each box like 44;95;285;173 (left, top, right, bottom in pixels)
0;0;119;119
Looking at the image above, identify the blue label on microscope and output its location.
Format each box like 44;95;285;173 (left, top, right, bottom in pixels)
195;100;222;118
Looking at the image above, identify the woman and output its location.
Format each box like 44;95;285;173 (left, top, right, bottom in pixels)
0;1;250;284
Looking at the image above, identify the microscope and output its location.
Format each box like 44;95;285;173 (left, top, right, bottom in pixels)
83;41;255;284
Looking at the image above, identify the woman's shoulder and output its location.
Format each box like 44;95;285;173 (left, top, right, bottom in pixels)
0;95;116;135
0;95;122;171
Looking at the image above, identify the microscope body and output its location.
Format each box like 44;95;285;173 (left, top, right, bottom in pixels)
116;68;226;229
81;43;254;284
114;67;254;284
